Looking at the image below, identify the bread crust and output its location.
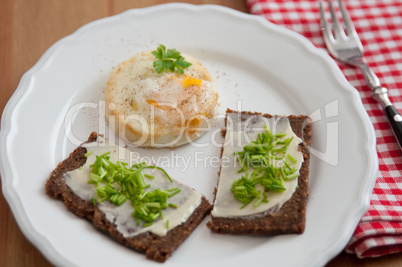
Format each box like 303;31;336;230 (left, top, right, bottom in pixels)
207;109;312;235
45;132;212;262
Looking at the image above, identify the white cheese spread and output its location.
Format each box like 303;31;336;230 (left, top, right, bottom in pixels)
211;112;304;218
64;136;202;237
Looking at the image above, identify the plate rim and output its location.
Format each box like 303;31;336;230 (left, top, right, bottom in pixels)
0;3;378;266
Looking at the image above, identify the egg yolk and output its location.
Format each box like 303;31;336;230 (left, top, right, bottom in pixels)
146;99;163;109
176;75;203;88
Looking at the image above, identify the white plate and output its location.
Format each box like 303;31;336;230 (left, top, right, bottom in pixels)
0;3;378;267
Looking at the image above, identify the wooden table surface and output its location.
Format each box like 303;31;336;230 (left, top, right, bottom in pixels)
1;0;401;266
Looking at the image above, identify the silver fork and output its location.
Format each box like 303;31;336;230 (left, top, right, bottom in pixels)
319;0;402;151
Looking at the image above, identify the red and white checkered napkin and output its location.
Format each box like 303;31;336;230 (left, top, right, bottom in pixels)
247;0;402;258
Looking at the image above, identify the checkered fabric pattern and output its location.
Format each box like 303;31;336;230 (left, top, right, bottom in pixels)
247;0;402;258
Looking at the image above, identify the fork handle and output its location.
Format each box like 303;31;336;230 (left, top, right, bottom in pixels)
384;105;402;151
373;87;402;151
357;61;402;151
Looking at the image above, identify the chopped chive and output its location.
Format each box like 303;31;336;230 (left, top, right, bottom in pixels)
145;202;161;208
166;220;169;229
140;206;148;216
240;198;253;209
165;188;179;192
143;166;172;183
168;189;181;197
143;222;152;227
89;173;101;184
287;154;297;164
149;212;160;221
101;158;110;168
144;174;154;179
235;186;246;191
274;132;286;138
84;150;93;157
254;197;263;207
284;172;299;181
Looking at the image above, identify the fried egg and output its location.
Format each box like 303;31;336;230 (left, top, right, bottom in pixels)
105;50;218;147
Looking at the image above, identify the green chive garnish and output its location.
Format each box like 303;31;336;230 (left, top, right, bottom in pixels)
84;150;93;157
284;172;300;181
231;124;300;208
144;174;154;179
87;152;178;227
287;154;297;164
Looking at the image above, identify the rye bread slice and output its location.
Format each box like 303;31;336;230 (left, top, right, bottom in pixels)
207;109;312;235
45;132;212;262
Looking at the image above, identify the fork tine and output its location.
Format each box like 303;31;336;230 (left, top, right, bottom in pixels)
338;0;357;37
319;0;334;44
328;0;346;40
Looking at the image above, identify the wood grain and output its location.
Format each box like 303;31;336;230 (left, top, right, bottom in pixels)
0;0;401;266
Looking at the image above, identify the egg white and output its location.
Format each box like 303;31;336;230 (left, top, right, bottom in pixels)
105;50;218;147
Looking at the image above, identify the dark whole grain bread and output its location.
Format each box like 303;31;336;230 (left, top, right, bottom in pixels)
45;132;212;262
207;109;312;235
